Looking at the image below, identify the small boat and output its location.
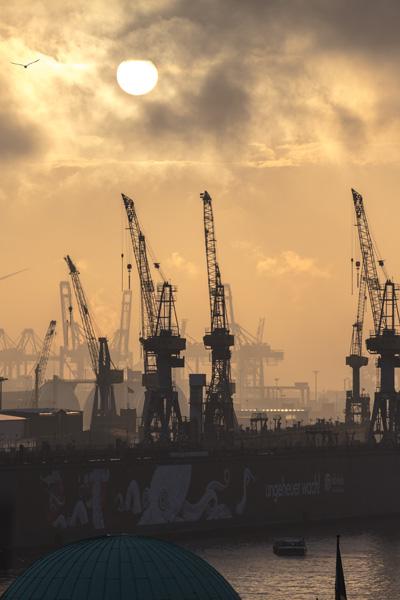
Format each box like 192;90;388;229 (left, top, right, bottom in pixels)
273;537;307;556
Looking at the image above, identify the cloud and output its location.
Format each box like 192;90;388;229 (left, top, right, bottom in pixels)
3;0;400;167
0;79;46;161
257;250;330;279
234;241;329;279
165;251;198;278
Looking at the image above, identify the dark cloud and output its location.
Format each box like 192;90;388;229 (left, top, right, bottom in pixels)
4;0;400;163
103;0;400;159
0;110;45;161
298;0;400;56
331;103;367;149
141;64;250;141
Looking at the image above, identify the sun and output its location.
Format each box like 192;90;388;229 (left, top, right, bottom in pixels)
116;60;158;96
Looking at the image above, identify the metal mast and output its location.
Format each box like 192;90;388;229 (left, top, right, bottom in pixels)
201;191;236;436
121;193;185;442
352;189;400;441
345;262;370;424
64;255;122;431
32;320;56;408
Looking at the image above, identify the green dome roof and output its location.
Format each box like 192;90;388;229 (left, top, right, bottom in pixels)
1;535;240;600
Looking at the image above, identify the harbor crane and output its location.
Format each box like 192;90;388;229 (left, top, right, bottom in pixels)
121;193;185;442
201;191;236;436
225;284;284;407
64;255;123;432
345;262;370;424
32;320;56;408
352;189;400;441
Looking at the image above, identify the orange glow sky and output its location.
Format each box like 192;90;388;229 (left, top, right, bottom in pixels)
1;1;400;392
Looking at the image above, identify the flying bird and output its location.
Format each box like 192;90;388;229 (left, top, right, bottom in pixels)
10;59;40;69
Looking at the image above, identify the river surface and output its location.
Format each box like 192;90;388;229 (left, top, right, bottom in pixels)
1;518;400;599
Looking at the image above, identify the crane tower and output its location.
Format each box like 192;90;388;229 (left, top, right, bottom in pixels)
345;262;370;424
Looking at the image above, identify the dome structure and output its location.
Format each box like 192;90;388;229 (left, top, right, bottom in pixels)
1;535;241;600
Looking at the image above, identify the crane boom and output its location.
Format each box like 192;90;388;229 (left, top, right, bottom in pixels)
352;189;383;333
32;320;56;408
64;255;99;375
121;193;158;338
202;191;228;331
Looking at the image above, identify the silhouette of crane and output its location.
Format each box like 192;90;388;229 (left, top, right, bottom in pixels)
64;255;123;432
352;188;400;441
122;193;185;442
201;191;236;438
31;320;56;408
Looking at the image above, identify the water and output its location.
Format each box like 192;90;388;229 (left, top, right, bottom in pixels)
1;518;400;598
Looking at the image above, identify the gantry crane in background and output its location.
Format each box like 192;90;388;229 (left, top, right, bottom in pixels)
65;256;123;432
225;284;284;407
0;329;47;380
352;189;400;441
110;289;133;368
122;193;185;442
345;260;370;424
32;320;56;408
59;281;88;378
201;191;236;437
180;319;209;375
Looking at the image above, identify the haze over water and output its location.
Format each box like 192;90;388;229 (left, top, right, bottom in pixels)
187;518;400;599
1;518;400;598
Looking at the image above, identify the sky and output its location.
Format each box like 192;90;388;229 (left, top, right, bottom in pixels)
1;0;400;392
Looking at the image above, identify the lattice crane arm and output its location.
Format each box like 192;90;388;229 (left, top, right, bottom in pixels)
64;255;99;375
352;188;383;334
201;191;228;332
35;320;56;390
121;193;158;337
349;265;368;356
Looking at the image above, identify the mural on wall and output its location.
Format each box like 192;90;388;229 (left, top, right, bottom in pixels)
42;463;255;531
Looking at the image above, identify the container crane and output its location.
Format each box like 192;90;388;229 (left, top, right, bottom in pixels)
121;193;185;442
225;283;283;407
64;255;123;432
32;320;56;408
352;188;400;441
201;191;236;436
345;262;370;424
